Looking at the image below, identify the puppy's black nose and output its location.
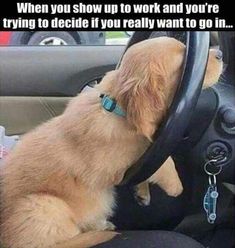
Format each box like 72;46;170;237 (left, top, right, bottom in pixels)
215;50;223;61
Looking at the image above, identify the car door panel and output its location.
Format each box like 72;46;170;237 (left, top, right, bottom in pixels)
0;45;124;135
0;96;69;135
0;46;124;96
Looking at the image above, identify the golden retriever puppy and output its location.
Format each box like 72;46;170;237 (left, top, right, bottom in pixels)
134;45;223;206
0;37;222;248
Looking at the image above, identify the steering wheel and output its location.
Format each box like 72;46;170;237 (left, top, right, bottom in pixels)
119;32;210;185
110;31;235;240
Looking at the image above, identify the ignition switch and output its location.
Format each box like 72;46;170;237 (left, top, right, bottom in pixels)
206;142;230;166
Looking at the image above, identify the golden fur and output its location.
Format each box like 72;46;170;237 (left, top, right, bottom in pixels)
0;37;222;248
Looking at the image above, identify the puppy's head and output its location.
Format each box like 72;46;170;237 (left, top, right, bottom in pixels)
107;37;223;140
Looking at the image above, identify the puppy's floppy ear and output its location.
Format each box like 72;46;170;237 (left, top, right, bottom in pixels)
116;61;167;141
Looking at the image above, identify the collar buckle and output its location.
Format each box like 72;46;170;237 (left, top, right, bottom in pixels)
100;94;126;117
101;95;117;112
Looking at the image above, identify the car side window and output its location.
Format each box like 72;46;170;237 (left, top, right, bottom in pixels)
0;31;131;46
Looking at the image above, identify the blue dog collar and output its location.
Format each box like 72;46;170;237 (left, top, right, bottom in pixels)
100;94;126;117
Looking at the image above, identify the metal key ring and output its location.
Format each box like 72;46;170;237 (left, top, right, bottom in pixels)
204;159;223;176
208;174;217;185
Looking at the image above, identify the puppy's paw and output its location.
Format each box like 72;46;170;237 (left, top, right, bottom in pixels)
105;221;116;231
92;220;116;231
134;190;150;206
134;183;151;206
164;181;183;197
